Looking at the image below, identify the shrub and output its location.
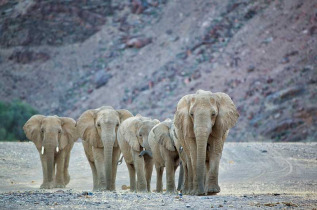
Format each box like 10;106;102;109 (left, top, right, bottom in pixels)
0;100;38;141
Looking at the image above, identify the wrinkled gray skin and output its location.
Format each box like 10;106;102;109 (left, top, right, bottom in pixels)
117;115;159;192
77;106;133;191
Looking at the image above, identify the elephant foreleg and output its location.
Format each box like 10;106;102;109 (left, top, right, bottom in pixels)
63;144;73;186
155;164;163;193
132;151;147;192
188;139;198;194
206;138;224;194
165;156;176;193
177;161;184;191
185;154;194;194
92;147;107;190
55;150;66;188
111;146;121;191
144;156;153;192
88;160;98;191
126;163;136;192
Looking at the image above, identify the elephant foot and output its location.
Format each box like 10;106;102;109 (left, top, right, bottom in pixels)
55;183;66;188
207;184;220;195
40;182;54;189
64;173;70;185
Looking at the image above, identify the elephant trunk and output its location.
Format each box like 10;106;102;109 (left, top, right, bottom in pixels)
102;132;115;190
46;150;55;182
195;126;210;195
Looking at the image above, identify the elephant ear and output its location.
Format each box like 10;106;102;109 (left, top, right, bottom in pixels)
153;123;175;152
123;119;142;151
77;109;103;148
117;109;133;123
174;94;195;139
59;117;79;149
23;115;45;151
213;92;239;132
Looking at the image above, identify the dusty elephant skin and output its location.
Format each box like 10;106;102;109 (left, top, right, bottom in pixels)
174;90;239;195
23;115;79;189
77;106;133;191
148;119;182;194
117;115;159;192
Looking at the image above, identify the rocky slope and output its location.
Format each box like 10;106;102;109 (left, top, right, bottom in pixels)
0;0;316;141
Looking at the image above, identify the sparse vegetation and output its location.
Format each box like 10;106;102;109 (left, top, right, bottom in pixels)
0;100;38;141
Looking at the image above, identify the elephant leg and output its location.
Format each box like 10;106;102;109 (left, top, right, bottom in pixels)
126;163;136;192
155;164;163;193
132;151;147;192
92;147;107;190
186;154;194;194
165;157;176;193
188;139;198;194
182;161;189;194
55;150;66;188
40;154;48;188
144;157;153;192
111;146;121;191
205;161;210;186
63;144;73;186
206;139;223;194
88;160;98;191
177;161;184;191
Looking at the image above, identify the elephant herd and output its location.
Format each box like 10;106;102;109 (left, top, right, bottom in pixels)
23;90;239;196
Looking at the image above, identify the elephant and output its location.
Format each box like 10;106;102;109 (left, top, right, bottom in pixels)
76;106;133;191
23;115;78;189
117;115;159;192
174;90;239;195
148;118;181;193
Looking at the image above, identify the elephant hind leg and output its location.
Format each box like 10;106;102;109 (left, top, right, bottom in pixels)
127;163;136;192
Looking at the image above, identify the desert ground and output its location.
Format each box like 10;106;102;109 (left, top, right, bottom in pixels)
0;142;316;209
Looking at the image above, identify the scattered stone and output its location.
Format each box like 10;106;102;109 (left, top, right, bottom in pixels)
94;70;112;89
126;37;152;48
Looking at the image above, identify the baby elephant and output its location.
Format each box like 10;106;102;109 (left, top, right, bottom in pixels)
148;119;182;194
117;115;159;192
23;115;78;189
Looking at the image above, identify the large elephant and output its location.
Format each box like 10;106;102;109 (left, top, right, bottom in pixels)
148;119;181;194
77;106;133;191
117;115;159;192
23;115;78;189
174;90;239;195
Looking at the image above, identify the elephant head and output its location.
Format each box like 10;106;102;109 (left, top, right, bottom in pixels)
23;115;78;182
76;106;133;190
152;118;176;152
174;90;239;193
124;115;160;155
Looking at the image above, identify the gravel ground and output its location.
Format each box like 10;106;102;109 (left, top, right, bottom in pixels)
0;142;316;209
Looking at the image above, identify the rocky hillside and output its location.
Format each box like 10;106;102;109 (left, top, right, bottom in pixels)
0;0;316;142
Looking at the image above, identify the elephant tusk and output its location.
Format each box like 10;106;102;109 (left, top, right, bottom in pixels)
41;146;44;155
180;146;183;154
56;146;59;153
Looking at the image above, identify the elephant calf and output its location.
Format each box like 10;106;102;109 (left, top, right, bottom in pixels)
148;119;182;194
77;106;133;191
23;115;78;189
117;115;159;192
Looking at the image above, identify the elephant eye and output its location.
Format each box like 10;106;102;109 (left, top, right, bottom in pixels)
190;113;194;117
139;134;142;137
212;112;216;117
41;129;44;133
58;130;61;134
97;123;101;127
116;123;119;127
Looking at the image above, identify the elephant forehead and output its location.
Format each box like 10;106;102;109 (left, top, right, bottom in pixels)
42;116;61;127
97;111;119;122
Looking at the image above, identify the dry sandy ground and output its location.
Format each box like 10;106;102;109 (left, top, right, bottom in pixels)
0;142;316;209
